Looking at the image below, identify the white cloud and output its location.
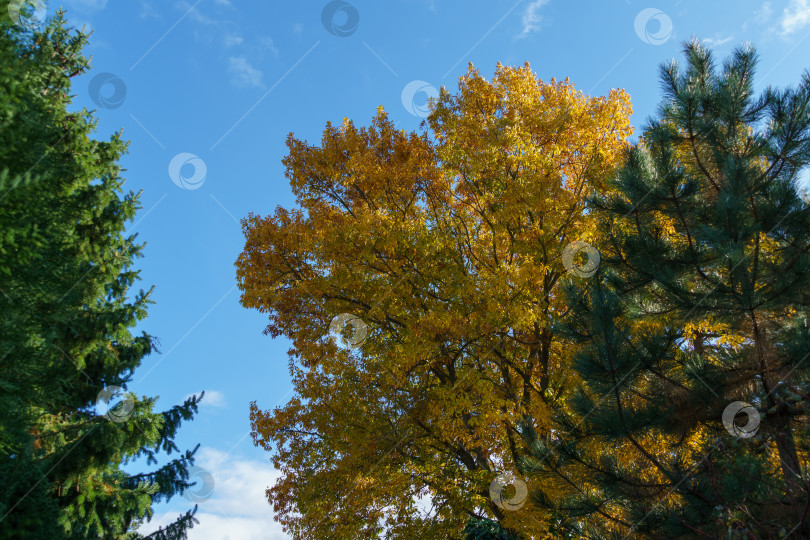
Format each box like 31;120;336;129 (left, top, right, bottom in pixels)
757;2;773;22
743;2;771;32
780;0;810;35
176;0;215;25
292;23;303;37
141;448;289;540
228;57;265;89
798;167;810;192
258;36;280;58
517;0;550;39
703;35;734;47
63;0;109;11
184;390;226;408
223;34;244;47
139;1;159;19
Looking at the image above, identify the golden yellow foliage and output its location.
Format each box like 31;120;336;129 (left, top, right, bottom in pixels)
237;63;632;539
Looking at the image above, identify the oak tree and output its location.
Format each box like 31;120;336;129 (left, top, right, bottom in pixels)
238;63;632;538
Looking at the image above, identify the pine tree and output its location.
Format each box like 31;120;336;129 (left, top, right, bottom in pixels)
520;41;810;537
464;517;520;539
0;9;203;539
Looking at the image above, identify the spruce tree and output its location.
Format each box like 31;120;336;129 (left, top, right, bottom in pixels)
0;9;203;539
520;41;810;537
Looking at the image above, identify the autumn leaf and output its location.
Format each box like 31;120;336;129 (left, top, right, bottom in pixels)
238;62;633;539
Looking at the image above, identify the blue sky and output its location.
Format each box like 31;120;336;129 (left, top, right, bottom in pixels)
41;0;810;537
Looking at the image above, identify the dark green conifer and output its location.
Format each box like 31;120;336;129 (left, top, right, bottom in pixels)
1;9;203;539
521;41;810;537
